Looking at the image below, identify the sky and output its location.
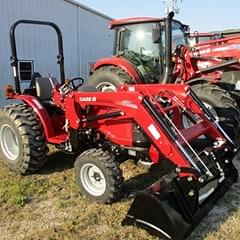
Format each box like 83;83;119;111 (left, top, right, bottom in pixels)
76;0;240;32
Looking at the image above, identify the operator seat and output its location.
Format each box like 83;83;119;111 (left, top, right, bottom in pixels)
23;72;42;96
29;72;41;88
35;77;59;101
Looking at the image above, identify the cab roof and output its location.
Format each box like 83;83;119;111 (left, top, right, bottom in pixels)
110;17;188;29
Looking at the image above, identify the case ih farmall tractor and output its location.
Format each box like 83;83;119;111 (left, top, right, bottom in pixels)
0;19;239;240
89;13;240;141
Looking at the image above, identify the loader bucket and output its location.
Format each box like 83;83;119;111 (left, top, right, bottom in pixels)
122;162;238;240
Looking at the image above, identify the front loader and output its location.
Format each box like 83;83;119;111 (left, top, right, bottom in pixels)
0;19;239;240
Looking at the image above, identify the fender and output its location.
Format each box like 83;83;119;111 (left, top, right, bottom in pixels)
13;95;55;139
92;56;143;84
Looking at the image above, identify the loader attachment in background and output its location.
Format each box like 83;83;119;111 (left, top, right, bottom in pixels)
123;153;238;240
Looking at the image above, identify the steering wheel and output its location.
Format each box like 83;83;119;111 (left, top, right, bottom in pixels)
69;77;84;90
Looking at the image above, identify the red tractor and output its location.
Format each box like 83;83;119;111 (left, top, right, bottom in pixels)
89;12;240;141
0;19;239;240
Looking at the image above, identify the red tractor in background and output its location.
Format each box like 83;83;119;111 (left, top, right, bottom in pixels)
188;30;240;93
1;19;239;240
89;12;240;141
188;29;240;46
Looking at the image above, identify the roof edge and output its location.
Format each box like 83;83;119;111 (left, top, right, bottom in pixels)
64;0;113;20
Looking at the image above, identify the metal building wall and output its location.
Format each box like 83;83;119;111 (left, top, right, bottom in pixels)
0;0;113;105
79;9;114;77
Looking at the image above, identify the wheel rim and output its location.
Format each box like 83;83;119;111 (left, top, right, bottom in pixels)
0;124;19;160
96;82;117;92
182;101;219;129
80;163;107;196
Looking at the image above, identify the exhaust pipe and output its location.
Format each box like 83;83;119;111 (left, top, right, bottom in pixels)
163;12;174;83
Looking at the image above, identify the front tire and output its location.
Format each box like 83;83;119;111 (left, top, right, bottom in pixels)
0;104;47;174
74;148;123;203
191;83;240;141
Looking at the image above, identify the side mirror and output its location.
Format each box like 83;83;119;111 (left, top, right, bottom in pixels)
152;28;161;43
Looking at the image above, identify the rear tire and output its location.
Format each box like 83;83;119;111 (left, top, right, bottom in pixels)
191;83;240;141
74;148;123;203
89;65;132;92
0;104;47;174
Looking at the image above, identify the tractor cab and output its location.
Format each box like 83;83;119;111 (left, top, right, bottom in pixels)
111;17;189;83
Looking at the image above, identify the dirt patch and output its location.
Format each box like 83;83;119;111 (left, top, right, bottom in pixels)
0;148;240;240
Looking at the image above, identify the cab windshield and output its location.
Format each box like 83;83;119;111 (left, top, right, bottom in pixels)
118;23;160;58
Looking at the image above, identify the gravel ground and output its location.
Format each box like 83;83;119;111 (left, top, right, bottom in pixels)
1;147;240;240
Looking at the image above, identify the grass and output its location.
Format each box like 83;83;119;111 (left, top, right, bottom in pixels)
0;147;240;240
0;171;50;206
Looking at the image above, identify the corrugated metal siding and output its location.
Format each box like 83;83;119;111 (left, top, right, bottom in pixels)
0;0;113;106
79;8;114;78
